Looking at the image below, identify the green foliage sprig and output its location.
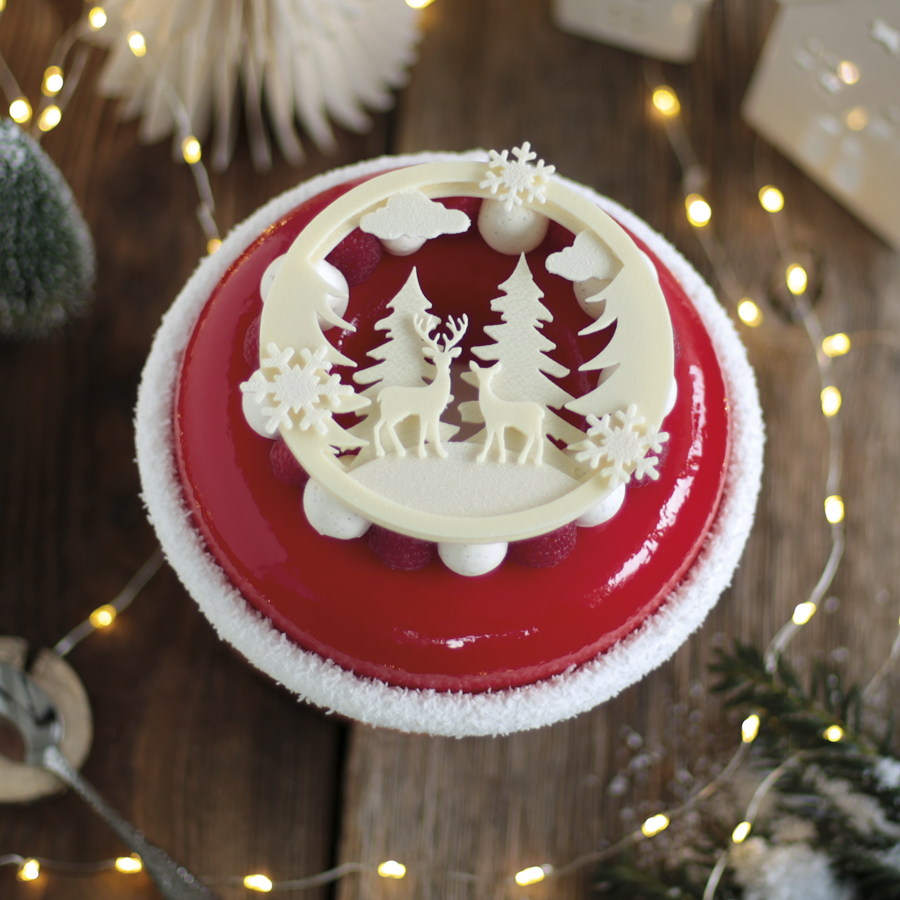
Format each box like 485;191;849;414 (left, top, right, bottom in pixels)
592;641;900;900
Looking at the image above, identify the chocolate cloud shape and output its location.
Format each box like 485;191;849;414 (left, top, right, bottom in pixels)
360;190;471;240
545;230;622;282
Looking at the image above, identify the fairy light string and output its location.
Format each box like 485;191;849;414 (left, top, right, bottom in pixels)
644;77;900;900
0;4;221;250
52;548;164;657
124;32;221;250
644;68;851;676
3;57;899;900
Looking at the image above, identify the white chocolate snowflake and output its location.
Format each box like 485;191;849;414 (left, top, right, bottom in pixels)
479;142;556;211
568;404;669;488
240;343;354;436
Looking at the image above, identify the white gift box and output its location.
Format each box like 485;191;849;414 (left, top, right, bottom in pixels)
553;0;713;63
743;0;900;250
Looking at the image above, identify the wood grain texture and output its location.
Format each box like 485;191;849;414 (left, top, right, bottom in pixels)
336;2;900;900
0;1;382;898
0;1;898;899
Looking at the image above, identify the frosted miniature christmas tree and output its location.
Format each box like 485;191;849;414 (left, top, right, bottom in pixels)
461;254;584;449
0;120;95;338
352;268;459;454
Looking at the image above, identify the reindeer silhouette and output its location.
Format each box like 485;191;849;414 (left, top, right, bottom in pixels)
469;361;546;465
373;314;468;459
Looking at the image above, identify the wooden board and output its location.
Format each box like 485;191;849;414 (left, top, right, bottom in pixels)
1;1;898;898
336;1;900;899
0;1;376;898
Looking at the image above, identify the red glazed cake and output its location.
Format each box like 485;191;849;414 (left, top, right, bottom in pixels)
136;148;763;736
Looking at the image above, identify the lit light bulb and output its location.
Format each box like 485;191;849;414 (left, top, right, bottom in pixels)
685;194;711;227
207;238;222;254
115;854;143;873
377;860;406;879
845;106;868;131
182;136;202;164
758;185;784;213
785;264;808;295
822;333;851;357
641;814;669;837
741;714;760;743
737;299;762;327
820;386;842;417
88;6;108;29
127;31;147;56
515;865;551;886
405;0;435;7
732;821;752;843
42;66;64;96
652;86;680;117
17;859;40;882
837;61;859;85
9;97;32;124
792;602;817;625
824;495;845;524
90;604;117;628
38;105;62;132
823;724;844;742
244;874;274;892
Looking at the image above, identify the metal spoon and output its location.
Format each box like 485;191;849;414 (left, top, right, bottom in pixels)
0;660;218;900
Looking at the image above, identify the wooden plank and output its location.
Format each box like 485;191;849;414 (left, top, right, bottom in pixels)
0;1;388;897
1;1;898;899
336;2;900;899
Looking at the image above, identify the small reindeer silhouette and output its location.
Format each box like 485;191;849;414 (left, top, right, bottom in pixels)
373;313;469;459
470;361;546;465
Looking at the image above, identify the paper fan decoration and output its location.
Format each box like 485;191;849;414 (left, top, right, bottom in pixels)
87;0;421;170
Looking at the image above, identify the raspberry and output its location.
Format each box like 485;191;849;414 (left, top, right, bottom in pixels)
368;525;435;571
243;314;261;367
440;196;482;221
326;228;383;286
269;439;309;486
543;219;575;254
509;523;577;568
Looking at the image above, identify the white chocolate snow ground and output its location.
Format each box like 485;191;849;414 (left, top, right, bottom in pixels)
349;442;580;516
135;151;764;737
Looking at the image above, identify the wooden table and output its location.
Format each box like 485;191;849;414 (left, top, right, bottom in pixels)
2;1;898;898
